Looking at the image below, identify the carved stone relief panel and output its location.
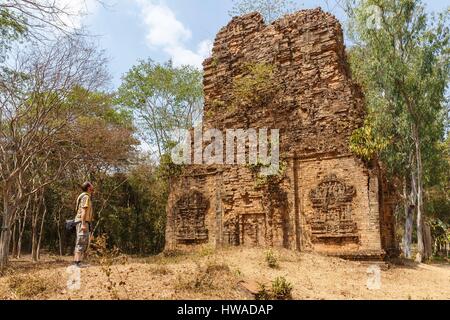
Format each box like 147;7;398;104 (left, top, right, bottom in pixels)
223;216;240;246
309;174;359;243
239;213;265;246
174;190;209;244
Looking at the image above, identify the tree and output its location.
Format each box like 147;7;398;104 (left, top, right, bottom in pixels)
4;85;138;261
346;0;449;261
0;7;26;62
0;35;109;271
117;60;203;159
0;0;97;40
91;161;168;255
229;0;298;23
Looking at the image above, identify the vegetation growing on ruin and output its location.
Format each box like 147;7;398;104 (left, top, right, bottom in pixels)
229;0;298;23
247;160;287;189
231;62;278;108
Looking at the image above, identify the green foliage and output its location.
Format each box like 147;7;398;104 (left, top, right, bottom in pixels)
271;276;293;300
157;153;185;180
255;283;272;300
117;59;203;157
0;9;26;34
67;86;134;129
256;276;293;300
248;160;287;189
346;0;449;178
346;0;450;244
0;8;26;63
211;57;220;68
429;218;449;250
232;62;277;107
350;119;390;161
86;166;167;256
229;0;298;23
17;159;168;258
265;249;279;269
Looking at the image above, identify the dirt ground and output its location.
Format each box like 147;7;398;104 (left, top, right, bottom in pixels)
0;247;449;300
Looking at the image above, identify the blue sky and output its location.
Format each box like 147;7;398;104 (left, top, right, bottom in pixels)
70;0;448;90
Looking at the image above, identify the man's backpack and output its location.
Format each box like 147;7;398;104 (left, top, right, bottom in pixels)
65;219;79;232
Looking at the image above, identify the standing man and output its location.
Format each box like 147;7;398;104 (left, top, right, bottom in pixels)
73;181;94;268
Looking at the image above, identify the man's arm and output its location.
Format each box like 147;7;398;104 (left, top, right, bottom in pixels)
81;208;88;231
80;195;89;231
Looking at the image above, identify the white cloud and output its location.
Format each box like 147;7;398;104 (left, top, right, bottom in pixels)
138;1;191;48
136;0;212;68
197;39;214;58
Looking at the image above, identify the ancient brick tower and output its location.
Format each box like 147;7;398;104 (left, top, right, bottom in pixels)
165;9;397;260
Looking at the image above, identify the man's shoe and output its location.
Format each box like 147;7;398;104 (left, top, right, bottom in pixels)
77;263;90;268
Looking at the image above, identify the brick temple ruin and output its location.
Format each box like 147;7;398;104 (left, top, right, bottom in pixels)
165;8;398;260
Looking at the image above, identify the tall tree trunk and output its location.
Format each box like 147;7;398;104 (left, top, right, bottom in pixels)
0;230;11;273
16;218;22;259
423;223;432;259
0;184;12;272
56;207;63;257
36;202;47;261
415;141;425;262
403;177;411;259
16;195;30;259
11;221;17;258
403;176;414;259
31;193;40;263
414;132;426;262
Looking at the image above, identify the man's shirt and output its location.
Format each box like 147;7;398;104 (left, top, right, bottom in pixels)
75;193;93;222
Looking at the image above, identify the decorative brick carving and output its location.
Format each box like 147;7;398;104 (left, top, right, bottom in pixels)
174;190;209;244
309;174;358;243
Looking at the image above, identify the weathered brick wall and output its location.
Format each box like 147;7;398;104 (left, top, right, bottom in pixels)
165;9;397;259
202;8;365;157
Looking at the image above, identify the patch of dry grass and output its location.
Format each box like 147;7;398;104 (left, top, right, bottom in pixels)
143;249;188;265
149;265;173;275
176;260;232;292
6;273;61;299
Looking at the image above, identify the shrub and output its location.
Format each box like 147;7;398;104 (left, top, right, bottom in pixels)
265;249;279;269
232;62;278;107
271;276;293;300
255;276;293;300
91;234;131;300
255;283;272;300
